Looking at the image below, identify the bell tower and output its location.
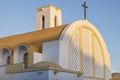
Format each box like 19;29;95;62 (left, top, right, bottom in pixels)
36;5;62;30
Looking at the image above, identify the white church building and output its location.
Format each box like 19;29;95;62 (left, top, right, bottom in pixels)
0;5;111;80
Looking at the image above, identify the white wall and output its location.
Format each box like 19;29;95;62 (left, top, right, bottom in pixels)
0;66;49;80
33;52;42;64
42;41;59;64
6;70;49;80
0;66;83;80
59;39;69;69
0;66;6;80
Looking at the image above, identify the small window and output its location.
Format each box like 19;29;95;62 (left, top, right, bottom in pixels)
42;15;45;29
54;16;57;26
24;53;28;68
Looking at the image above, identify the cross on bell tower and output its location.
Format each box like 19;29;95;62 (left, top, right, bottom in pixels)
82;2;88;19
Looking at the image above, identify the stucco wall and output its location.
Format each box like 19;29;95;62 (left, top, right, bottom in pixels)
42;40;59;64
0;66;83;80
33;52;42;64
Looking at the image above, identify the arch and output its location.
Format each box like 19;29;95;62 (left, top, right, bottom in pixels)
13;44;28;64
54;15;57;26
0;48;11;65
24;53;28;68
59;20;108;53
42;15;45;29
59;20;110;79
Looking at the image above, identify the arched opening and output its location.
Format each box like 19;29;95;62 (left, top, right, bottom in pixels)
7;56;10;65
54;16;57;26
1;48;11;65
24;53;28;68
14;44;28;64
42;15;45;29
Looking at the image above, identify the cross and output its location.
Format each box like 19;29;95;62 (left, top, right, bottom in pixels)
82;2;88;19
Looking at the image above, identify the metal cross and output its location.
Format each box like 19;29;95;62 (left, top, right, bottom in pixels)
82;2;88;19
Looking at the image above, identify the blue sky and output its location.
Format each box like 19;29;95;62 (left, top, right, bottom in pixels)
0;0;119;72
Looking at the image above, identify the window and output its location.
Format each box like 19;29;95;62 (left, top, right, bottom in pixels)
42;15;45;29
54;16;57;26
24;53;28;68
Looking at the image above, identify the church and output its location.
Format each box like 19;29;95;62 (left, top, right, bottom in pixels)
0;5;111;80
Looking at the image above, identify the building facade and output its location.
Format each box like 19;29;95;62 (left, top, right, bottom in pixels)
0;5;111;80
